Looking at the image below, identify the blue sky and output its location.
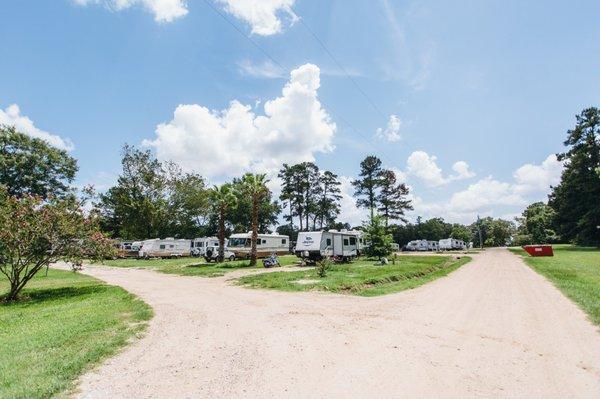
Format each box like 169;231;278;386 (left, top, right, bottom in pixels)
1;0;599;225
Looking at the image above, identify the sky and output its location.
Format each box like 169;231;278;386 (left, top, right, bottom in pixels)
1;0;599;226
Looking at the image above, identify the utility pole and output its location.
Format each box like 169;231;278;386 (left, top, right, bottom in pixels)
476;215;483;249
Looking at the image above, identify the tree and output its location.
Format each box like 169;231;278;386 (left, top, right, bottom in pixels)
481;218;515;247
519;202;557;244
549;107;600;246
224;177;280;233
352;156;383;221
314;171;342;229
377;169;412;228
241;173;269;266
209;184;238;262
0;125;77;199
0;188;114;302
362;215;393;260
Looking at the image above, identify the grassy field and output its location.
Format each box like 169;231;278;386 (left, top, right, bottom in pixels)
0;269;152;399
102;254;300;277
510;245;600;326
236;255;471;297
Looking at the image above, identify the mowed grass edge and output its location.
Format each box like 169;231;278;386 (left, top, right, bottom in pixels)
236;255;472;297
509;245;600;326
0;269;152;399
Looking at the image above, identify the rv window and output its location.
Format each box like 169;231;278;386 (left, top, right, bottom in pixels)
262;239;267;244
170;245;174;248
343;238;349;246
349;237;356;245
326;238;331;246
281;239;287;244
160;245;166;250
256;239;261;246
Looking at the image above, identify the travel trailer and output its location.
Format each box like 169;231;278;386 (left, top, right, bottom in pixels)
112;241;143;258
427;241;440;251
295;230;359;263
405;239;429;251
191;237;220;257
439;238;466;251
391;242;400;252
138;238;191;258
227;232;290;258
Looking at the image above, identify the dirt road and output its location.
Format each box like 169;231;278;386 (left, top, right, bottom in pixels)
72;248;600;398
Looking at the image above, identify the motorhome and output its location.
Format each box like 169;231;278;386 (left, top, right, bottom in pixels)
191;237;220;257
439;238;466;251
295;230;359;263
138;238;191;258
227;232;290;258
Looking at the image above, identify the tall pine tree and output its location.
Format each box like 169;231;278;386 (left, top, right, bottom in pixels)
377;169;412;228
352;155;383;221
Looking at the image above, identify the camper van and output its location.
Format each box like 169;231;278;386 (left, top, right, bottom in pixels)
227;232;290;258
439;238;466;251
295;230;359;263
138;238;191;258
191;237;220;257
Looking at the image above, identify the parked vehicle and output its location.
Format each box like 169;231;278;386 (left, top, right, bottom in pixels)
391;242;400;252
405;239;429;251
227;232;290;259
439;238;466;250
204;246;236;262
191;237;220;257
112;240;142;258
295;230;358;263
427;241;440;251
138;238;191;258
262;253;281;268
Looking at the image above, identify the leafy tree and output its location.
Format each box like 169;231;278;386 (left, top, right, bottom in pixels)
450;223;472;242
314;170;342;230
376;169;412;228
0;125;77;199
223;177;280;234
0;188;114;302
473;218;515;247
241;173;269;266
352;155;383;221
519;202;557;244
549;107;600;246
362;215;393;260
209;184;238;261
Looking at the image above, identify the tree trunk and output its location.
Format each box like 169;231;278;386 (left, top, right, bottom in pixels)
5;282;20;302
250;196;259;267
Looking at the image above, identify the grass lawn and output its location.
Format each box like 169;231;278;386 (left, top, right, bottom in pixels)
509;244;600;326
0;269;152;399
236;255;471;297
102;254;300;277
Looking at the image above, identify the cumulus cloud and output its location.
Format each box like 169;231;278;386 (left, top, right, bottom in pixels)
0;104;74;151
375;114;402;142
218;0;298;36
143;63;335;181
73;0;188;23
405;150;475;187
512;154;563;195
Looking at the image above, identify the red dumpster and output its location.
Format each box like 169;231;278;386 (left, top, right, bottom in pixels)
523;245;554;257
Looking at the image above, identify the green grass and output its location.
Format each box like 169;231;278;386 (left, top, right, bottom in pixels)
509;244;600;326
236;255;471;297
102;255;300;277
0;269;152;399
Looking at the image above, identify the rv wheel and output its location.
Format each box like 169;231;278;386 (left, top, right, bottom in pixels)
229;254;236;261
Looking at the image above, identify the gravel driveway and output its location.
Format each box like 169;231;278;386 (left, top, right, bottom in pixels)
70;248;600;398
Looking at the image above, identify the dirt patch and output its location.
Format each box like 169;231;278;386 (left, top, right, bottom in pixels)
294;279;321;285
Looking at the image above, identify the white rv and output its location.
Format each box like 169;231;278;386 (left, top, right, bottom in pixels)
227;232;290;258
439;238;466;251
295;230;359;263
138;238;191;258
427;241;440;251
405;239;429;251
391;243;400;252
191;237;220;257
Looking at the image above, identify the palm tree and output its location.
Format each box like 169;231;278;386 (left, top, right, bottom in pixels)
241;173;269;266
210;184;238;262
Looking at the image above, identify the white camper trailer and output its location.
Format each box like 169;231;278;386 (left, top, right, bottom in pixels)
406;239;429;251
227;232;289;258
439;238;466;251
138;238;191;258
391;243;400;252
295;230;358;263
191;237;220;257
427;241;439;251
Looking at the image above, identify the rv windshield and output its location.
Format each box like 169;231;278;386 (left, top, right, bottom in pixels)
228;238;249;247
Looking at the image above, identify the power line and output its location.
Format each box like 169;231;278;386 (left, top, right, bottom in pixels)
199;0;397;167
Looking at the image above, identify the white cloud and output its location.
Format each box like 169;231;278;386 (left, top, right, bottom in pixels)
448;177;525;213
218;0;298;36
237;59;285;78
375;114;402;142
0;104;74;151
73;0;188;23
143;63;336;181
512;154;563;196
405;150;474;187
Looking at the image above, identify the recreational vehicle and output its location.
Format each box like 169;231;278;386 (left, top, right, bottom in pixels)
427;241;440;251
191;237;220;257
391;243;400;252
295;230;359;263
439;238;466;251
138;238;191;258
227;232;290;258
405;239;429;251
